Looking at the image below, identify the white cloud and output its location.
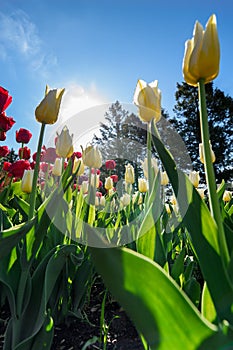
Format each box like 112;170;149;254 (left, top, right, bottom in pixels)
0;10;57;73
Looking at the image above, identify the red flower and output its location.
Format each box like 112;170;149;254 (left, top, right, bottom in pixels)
73;151;82;159
105;160;116;170
40;162;52;173
9;160;31;178
3;161;12;172
41;147;57;163
0;87;12;114
18;146;31;160
98;180;103;188
0;112;16;132
0;131;6;141
91;168;101;175
0;145;10;157
96;191;102;197
16;128;32;144
110;174;118;183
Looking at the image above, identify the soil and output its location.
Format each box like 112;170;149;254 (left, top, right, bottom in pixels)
0;278;144;350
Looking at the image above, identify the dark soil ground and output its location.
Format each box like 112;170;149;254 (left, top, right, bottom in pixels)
0;278;144;350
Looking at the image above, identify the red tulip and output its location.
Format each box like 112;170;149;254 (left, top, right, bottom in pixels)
0;145;10;157
16;128;32;144
73;151;82;159
41;147;57;163
40;162;52;173
18;146;31;160
0;112;16;132
0;131;6;141
105;160;116;170
30;161;36;169
96;191;102;197
9;160;31;178
110;174;118;183
3;161;12;172
91;168;101;175
0;86;12;114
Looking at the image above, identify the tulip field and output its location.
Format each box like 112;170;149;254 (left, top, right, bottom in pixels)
0;13;233;350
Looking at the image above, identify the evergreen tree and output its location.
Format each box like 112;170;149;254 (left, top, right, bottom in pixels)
170;82;233;182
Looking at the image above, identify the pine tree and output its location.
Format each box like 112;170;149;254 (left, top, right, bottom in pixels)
170;82;233;182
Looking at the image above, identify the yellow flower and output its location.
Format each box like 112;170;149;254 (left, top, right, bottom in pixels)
188;170;200;188
56;126;74;158
223;190;232;202
21;170;34;193
133;79;161;123
125;164;135;184
82;145;102;169
52;158;62;176
161;171;169;186
199;142;215;164
35;85;65;124
105;176;114;190
197;188;205;199
73;158;85;176
100;196;106;206
183;14;220;86
120;193;131;207
138;178;148;193
141;157;158;179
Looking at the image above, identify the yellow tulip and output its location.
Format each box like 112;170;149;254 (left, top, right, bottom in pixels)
125;164;135;184
199;142;215;164
73;158;85;176
82;145;102;169
21;169;34;193
223;190;232;202
35;85;65;124
105;176;114;190
188;170;200;188
52;158;62;176
56;126;74;158
161;171;169;186
133;79;161;123
138;178;148;193
183;14;220;86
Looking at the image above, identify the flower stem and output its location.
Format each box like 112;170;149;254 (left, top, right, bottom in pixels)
147;122;153;194
198;79;229;266
28;123;46;220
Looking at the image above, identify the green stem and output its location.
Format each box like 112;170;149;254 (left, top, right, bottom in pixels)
28;123;46;220
147;122;153;194
198;79;230;266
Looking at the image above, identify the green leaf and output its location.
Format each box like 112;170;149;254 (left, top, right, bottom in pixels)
201;282;217;324
151;121;233;324
90;244;226;350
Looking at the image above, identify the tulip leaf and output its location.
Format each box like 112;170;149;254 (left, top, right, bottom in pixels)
90;243;233;350
151;121;233;323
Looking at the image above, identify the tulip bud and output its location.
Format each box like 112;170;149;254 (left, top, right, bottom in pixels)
81;181;89;193
100;196;106;206
183;14;220;86
197;188;205;199
35;85;65;124
56;126;74;158
223;190;232;202
138;178;148;193
105;176;114;190
91;174;100;188
199;142;215;164
52;158;62;176
21;169;34;193
125;164;135;184
161;171;169;186
73;158;85;176
134;79;161;123
188;170;200;188
82;145;102;169
120;193;131;207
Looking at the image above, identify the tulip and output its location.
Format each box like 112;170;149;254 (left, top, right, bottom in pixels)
161;171;169;186
120;193;131;207
52;158;63;176
81;181;89;193
197;188;205;199
73;158;85;176
41;147;57;164
110;174;118;183
91;174;100;188
35;85;65;124
0;145;10;157
138;178;148;193
0;86;12;113
18;146;31;160
9;160;31;178
105;176;114;191
188;170;200;188
0;112;15;132
3;161;11;172
82;145;102;169
105;159;116;170
141;157;158;179
0;131;6;141
134;79;161;123
199;142;215;164
16;128;32;144
100;196;106;206
183;14;220;86
21;169;34;193
223;190;231;202
125;164;135;184
56;126;74;158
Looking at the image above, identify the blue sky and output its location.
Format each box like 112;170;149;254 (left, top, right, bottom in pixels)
1;0;233;152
